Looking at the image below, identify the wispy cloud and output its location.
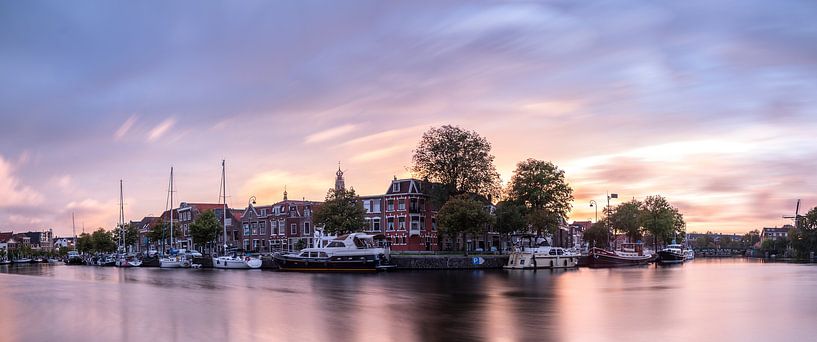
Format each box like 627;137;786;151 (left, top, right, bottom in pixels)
304;124;357;144
0;156;43;208
147;117;176;142
114;115;138;141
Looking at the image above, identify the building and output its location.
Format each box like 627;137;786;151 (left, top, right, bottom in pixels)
240;189;319;253
760;225;793;243
53;236;77;250
0;232;13;251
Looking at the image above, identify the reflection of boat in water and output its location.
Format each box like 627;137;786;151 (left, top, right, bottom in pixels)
273;233;392;272
586;243;655;267
658;244;686;264
505;237;579;269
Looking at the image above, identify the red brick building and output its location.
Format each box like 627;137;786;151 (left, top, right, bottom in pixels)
240;190;320;253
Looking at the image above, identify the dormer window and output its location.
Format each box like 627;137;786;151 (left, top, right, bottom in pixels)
392;182;400;192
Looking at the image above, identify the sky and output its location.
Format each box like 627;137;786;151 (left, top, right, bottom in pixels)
1;1;816;236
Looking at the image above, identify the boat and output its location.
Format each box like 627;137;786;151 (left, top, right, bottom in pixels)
505;245;579;269
97;255;116;266
684;249;695;260
47;258;61;263
212;160;262;270
33;257;44;263
273;233;392;272
586;243;655;267
127;257;143;267
159;167;190;268
12;258;33;264
658;243;686;264
65;251;84;265
0;259;11;265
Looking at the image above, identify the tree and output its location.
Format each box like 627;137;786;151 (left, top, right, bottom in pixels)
190;210;220;252
719;236;733;249
437;195;494;253
742;230;760;248
76;232;92;253
412;125;501;201
608;200;643;242
90;228;116;253
113;223;139;251
313;187;366;236
494;201;526;252
790;206;817;258
505;159;573;238
640;195;685;247
583;221;609;248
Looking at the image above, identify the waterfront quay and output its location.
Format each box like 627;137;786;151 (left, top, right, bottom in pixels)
2;258;816;342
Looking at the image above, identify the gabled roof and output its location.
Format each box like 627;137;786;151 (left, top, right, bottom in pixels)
0;232;13;243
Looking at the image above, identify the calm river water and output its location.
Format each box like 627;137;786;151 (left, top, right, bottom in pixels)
1;258;815;342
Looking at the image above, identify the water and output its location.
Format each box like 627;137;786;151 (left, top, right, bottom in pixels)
1;259;815;342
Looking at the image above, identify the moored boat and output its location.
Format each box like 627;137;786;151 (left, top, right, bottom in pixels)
586;243;655;267
12;258;33;264
65;251;84;265
273;233;392;272
684;249;695;260
212;160;263;270
658;244;686;264
505;245;579;269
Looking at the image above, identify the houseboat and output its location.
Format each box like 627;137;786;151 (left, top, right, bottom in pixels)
658;243;686;264
586;243;655;267
273;233;392;272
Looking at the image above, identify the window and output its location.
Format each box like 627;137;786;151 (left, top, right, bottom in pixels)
387;199;394;212
304;222;311;235
243;239;249;250
432;218;437;231
363;200;371;213
243;223;250;236
270;220;277;235
279;220;285;233
392;182;400;192
260;221;266;235
411;216;420;231
253;239;259;249
252;223;258;235
291;223;298;235
387;217;395;231
398;200;405;211
398;217;406;230
373;218;381;231
261;209;267;216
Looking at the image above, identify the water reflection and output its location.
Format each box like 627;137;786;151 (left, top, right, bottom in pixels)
1;259;816;341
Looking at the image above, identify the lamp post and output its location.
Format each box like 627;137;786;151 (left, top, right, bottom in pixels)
606;192;618;248
589;200;598;223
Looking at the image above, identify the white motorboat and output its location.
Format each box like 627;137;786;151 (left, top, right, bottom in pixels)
160;253;192;268
505;244;579;269
272;233;392;272
684;249;695;260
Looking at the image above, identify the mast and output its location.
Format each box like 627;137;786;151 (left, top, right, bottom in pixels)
170;167;174;251
119;179;125;254
71;212;76;249
221;160;228;254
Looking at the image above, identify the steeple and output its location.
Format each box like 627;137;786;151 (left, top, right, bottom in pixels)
335;161;345;191
283;185;288;201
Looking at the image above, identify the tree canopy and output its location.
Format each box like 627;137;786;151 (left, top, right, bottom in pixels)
189;210;220;248
412;125;501;200
437;195;495;252
641;195;686;245
608;199;643;242
90;228;116;253
113;223;139;250
505;159;573;237
789;206;817;258
313;187;367;236
494;201;526;236
583;221;609;248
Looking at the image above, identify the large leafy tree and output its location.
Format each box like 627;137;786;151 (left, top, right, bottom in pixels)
494;201;526;251
437;195;495;253
190;210;220;251
90;228;116;253
583;221;609;248
640;195;685;246
113;223;139;251
789;206;817;258
412;125;501;201
505;159;573;236
313;188;367;236
608;199;643;242
76;232;92;253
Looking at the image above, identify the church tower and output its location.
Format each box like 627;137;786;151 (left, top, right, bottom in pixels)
335;162;345;191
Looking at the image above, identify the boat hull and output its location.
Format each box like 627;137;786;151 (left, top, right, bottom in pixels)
273;254;388;272
505;252;579;269
212;256;260;269
658;250;686;264
586;250;654;268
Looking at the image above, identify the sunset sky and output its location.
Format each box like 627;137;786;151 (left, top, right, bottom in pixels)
1;1;815;236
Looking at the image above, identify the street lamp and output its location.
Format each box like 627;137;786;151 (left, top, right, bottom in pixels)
606;193;618;248
589;200;598;223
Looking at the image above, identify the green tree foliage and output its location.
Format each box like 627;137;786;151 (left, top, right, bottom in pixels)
494;201;526;252
412;125;501;201
742;230;761;248
90;228;116;253
76;232;92;253
692;232;715;249
313;188;367;236
505;159;573;237
760;238;788;256
190;210;221;248
789;206;817;258
640;195;685;246
608;199;643;242
0;250;6;260
583;221;609;248
147;222;181;244
113;223;139;250
437;195;495;252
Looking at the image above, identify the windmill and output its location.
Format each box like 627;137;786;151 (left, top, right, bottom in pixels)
782;199;803;228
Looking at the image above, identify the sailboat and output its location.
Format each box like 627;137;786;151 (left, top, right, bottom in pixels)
212;160;262;269
114;180;132;267
160;167;190;268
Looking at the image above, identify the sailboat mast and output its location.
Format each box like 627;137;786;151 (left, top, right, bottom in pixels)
119;179;124;253
170;167;174;250
222;160;228;253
